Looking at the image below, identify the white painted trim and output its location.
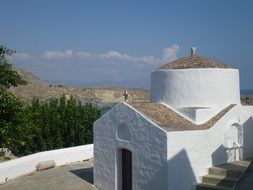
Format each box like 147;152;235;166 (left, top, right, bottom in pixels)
0;144;93;184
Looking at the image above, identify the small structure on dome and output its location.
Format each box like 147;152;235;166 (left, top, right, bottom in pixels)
93;49;253;190
191;47;197;55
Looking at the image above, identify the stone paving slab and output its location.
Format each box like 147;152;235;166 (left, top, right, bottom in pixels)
0;160;97;190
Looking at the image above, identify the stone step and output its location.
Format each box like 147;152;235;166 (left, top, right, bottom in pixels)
209;167;243;178
233;160;251;166
216;161;250;171
201;174;237;187
196;183;231;190
196;160;252;190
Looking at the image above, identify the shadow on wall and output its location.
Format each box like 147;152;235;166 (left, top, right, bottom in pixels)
243;117;253;159
167;149;197;189
144;155;168;190
69;167;94;184
212;145;228;166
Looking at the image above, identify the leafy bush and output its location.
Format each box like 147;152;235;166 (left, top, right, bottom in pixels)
0;151;4;157
3;156;11;160
8;96;100;156
0;45;26;149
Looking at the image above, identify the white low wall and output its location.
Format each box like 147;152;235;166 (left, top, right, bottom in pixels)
0;144;93;184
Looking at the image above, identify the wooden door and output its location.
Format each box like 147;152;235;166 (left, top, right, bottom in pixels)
122;149;132;190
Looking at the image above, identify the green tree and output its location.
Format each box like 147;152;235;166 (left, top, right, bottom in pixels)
0;45;27;148
9;96;101;156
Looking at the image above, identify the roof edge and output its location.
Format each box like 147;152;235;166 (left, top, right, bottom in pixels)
158;55;234;70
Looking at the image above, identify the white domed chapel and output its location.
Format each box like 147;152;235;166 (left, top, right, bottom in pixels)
151;48;240;124
93;48;253;190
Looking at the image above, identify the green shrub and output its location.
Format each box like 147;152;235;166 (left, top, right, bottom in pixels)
0;151;4;157
8;96;101;156
0;45;27;149
3;156;11;160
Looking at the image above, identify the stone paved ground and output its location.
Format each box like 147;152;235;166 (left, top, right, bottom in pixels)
236;161;253;190
0;160;97;190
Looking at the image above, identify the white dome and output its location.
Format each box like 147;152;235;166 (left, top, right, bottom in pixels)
150;54;240;109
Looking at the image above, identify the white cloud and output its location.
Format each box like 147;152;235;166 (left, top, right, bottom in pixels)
43;50;73;59
99;51;123;59
99;51;130;60
76;51;92;58
42;44;180;64
161;44;180;62
99;50;160;64
97;44;180;64
9;52;32;61
14;44;181;88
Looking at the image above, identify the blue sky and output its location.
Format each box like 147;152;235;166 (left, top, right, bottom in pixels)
1;0;253;89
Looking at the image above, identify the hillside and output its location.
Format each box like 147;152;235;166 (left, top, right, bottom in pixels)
9;69;150;109
9;69;253;108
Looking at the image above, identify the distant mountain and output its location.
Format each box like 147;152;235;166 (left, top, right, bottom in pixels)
16;69;46;86
10;68;150;109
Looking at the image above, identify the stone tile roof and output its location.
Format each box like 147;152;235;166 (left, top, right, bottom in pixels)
158;55;232;70
129;102;234;132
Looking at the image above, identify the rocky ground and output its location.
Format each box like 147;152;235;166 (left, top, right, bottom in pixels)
241;95;253;105
10;69;150;109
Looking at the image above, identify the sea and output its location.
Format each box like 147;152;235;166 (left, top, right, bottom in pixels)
241;89;253;95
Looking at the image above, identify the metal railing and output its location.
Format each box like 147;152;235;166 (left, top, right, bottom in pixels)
226;142;242;161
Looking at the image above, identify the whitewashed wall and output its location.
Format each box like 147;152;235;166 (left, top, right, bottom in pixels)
150;69;240;108
0;144;93;184
94;103;168;190
166;105;253;189
176;105;226;124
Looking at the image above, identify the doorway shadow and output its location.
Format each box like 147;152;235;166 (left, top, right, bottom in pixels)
243;117;253;159
69;167;94;184
211;145;228;166
167;149;197;189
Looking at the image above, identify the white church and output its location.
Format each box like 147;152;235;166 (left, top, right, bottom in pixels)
93;48;253;190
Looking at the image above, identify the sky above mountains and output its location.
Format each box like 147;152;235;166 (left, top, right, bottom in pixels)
1;0;253;89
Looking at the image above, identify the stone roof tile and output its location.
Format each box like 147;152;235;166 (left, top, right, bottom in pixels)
158;55;232;70
129;102;234;132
